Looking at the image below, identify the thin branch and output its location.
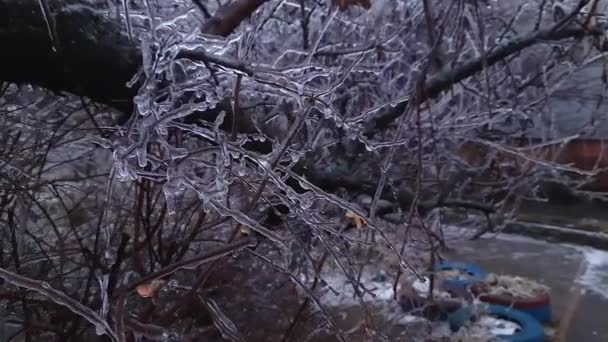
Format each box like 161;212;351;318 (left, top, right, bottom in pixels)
127;237;256;292
175;48;254;75
0;266;119;342
370;22;602;131
191;0;212;18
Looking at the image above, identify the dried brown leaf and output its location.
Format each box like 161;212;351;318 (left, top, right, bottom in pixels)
345;210;367;229
136;279;165;298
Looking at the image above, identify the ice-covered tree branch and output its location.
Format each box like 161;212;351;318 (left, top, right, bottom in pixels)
369;16;605;131
0;0;269;119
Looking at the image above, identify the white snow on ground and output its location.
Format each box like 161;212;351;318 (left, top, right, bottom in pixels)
432;316;520;340
573;246;608;299
313;271;395;307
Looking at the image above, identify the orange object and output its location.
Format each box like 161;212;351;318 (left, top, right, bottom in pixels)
136;279;165;298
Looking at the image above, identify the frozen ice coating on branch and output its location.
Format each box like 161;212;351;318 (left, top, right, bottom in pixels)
8;0;608;339
163;178;184;215
136;143;148;167
237;157;247;177
113;147;137;182
97;275;110;319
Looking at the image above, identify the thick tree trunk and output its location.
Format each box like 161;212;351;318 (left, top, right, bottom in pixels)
0;0;269;121
0;1;140;115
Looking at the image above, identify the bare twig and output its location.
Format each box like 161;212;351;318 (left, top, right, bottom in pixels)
371;20;603;131
127;237;257;292
0;267;119;341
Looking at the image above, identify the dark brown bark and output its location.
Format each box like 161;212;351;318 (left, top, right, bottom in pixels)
0;1;140;115
0;0;269;120
201;0;269;36
368;26;601;132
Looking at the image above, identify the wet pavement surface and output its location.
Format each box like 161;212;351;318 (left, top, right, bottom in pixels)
443;228;608;342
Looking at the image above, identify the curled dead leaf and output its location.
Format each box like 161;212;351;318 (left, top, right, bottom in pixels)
136;279;166;298
239;225;252;236
346;210;367;229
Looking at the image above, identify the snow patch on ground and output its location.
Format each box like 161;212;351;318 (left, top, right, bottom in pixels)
314;271;396;308
432;315;520;340
574;247;608;299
